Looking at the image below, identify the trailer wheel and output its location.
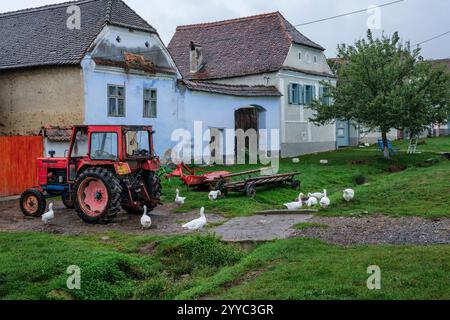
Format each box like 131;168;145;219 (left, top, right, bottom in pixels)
62;192;75;209
20;189;47;217
74;168;122;224
245;182;257;198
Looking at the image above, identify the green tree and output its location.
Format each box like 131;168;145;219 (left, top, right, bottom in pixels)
310;30;450;159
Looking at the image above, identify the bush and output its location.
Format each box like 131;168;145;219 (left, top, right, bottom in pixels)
353;174;366;185
157;235;244;273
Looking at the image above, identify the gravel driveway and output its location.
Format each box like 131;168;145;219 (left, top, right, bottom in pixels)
293;215;449;246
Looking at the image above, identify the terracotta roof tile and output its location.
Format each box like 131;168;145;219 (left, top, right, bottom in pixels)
168;12;325;80
182;80;282;97
0;0;156;71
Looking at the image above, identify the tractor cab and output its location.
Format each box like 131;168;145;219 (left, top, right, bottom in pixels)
21;125;161;224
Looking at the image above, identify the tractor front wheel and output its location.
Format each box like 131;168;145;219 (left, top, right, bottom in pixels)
20;189;46;217
74;168;122;224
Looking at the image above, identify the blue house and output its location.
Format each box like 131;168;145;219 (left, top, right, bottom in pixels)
0;0;337;162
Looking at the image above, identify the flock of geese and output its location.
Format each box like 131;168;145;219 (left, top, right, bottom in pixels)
284;189;355;211
40;188;355;231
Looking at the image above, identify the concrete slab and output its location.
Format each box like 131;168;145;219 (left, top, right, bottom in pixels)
214;214;314;242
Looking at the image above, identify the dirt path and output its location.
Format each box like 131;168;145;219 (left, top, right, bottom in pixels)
0;200;225;236
293;215;449;246
0;200;448;246
213;214;313;242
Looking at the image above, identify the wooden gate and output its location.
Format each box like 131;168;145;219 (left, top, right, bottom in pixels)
0;136;43;197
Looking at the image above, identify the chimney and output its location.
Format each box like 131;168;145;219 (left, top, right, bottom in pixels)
189;41;204;73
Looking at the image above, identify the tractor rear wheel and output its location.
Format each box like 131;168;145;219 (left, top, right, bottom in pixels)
20;189;47;217
74;168;122;224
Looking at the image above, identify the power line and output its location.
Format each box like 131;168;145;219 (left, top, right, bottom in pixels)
412;30;450;47
294;0;405;27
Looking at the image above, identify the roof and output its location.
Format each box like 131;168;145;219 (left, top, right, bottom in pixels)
182;80;282;97
168;12;325;81
93;54;177;75
0;0;156;71
430;59;450;73
40;126;73;142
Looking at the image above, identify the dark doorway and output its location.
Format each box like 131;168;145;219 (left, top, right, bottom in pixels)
235;108;259;132
235;108;259;160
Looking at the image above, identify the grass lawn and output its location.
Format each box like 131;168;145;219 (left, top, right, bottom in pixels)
161;136;450;218
0;232;448;300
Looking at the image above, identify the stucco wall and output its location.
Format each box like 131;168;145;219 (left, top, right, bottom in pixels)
283;44;333;75
0;66;84;136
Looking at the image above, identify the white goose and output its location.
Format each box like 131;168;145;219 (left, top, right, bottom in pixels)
42;203;55;225
320;190;331;209
208;190;222;201
284;194;303;211
306;197;319;207
140;206;152;229
343;189;355;202
182;207;207;231
175;189;186;206
308;191;326;200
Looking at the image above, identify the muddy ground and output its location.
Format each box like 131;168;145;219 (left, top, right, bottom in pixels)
0;200;225;236
0;200;448;246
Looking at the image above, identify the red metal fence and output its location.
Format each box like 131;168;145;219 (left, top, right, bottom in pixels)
0;136;43;197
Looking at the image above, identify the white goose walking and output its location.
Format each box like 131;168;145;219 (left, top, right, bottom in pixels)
343;189;355;202
183;207;207;231
175;189;186;206
140;206;152;229
284;194;303;211
42;203;55;225
320;190;331;209
208;190;222;201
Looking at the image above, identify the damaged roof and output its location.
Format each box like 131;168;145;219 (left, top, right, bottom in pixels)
0;0;156;71
182;80;282;97
40;126;73;142
168;12;325;80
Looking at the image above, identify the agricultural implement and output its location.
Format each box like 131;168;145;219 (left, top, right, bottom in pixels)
182;168;301;198
20;125;161;224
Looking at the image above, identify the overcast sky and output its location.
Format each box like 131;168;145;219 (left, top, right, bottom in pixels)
1;0;449;59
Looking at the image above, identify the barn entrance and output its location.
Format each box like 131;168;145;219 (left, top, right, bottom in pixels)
234;106;266;161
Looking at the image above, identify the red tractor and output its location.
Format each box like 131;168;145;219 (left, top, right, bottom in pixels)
20;125;162;224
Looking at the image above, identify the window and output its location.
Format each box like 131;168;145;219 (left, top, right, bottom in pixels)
298;51;302;60
314;55;318;63
319;87;332;106
108;85;125;117
70;128;88;158
304;85;316;105
288;83;302;105
90;132;118;160
126;131;150;158
143;89;157;118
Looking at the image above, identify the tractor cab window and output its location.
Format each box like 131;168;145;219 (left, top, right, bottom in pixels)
126;131;150;158
71;128;89;158
90;132;118;160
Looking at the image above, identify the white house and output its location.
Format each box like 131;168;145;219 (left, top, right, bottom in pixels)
1;1;340;162
168;12;338;158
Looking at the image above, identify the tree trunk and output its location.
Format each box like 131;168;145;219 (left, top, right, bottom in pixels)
382;131;390;160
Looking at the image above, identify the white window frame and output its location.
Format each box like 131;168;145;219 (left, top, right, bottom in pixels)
143;88;157;118
107;84;126;117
